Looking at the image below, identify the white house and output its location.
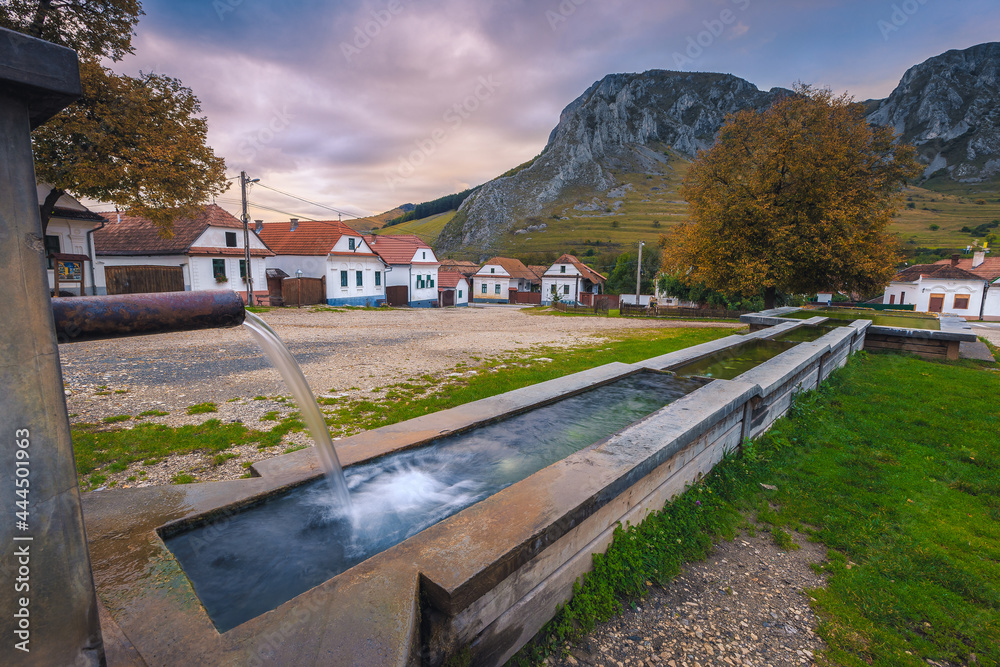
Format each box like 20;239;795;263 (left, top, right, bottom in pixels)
883;257;986;319
437;271;469;307
259;220;388;307
363;234;440;307
541;254;607;306
92;204;273;300
472;257;538;303
38;185;106;295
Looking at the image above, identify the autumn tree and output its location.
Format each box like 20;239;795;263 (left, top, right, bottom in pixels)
0;0;227;232
662;85;922;309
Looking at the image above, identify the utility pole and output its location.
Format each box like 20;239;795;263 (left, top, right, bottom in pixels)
240;171;258;306
635;241;644;307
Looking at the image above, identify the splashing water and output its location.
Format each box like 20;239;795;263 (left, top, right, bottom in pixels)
242;311;352;511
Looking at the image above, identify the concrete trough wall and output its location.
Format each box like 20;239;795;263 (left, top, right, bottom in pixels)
81;321;865;666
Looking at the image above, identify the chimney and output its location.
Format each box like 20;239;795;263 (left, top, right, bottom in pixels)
290;218;299;232
973;250;986;268
951;253;960;267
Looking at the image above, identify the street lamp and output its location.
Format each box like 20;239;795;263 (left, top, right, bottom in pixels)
635;241;644;306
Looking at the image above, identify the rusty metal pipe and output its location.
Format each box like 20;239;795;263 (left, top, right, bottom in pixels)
52;290;246;343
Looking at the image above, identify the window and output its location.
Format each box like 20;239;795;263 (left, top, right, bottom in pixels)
889;294;895;305
340;270;348;287
563;285;570;295
225;232;237;247
551;284;557;294
458;290;462;298
356;271;363;287
44;235;60;268
239;260;247;279
375;271;381;286
954;294;970;309
213;258;226;280
422;251;426;260
495;284;501;294
348;238;356;251
560;265;566;273
490;267;495;274
429;276;435;288
481;283;487;294
416;276;424;289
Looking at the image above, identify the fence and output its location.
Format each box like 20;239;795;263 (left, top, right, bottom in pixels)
281;276;325;307
553;299;610;315
620;303;750;319
104;265;184;295
511;292;542;305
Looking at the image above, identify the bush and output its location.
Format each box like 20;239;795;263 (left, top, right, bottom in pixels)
929;224;940;231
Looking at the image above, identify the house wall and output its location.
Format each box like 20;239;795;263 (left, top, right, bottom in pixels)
45;217;99;295
194;256;267;293
984;282;1000;321
884;279;985;318
265;254;326;280
541;276;589;305
194;226;270;253
448;278;470;307
326;256;387;306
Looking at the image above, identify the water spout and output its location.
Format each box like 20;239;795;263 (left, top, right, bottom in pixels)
242;311;352;511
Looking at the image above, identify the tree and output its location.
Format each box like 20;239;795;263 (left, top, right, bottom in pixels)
606;248;660;295
662;85;922;309
1;1;227;233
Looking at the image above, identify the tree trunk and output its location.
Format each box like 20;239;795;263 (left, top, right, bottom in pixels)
40;186;63;235
29;0;54;38
764;285;777;310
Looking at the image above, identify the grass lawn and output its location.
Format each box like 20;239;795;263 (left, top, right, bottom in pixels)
517;352;1000;666
71;325;737;488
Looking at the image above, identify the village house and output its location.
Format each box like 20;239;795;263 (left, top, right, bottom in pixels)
363;233;441;307
437;271;470;307
92;204;273;299
259;219;387;307
541;254;607;305
472;257;539;303
882;253;997;319
38;185;106;296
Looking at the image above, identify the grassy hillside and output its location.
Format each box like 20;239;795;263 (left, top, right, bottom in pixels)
350;207;408;232
433;150;999;260
378;210;456;245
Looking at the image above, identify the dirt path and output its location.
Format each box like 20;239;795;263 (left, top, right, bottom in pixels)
60;306;741;426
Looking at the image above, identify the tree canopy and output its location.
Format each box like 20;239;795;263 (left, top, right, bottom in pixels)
661;85;921;309
1;0;227;233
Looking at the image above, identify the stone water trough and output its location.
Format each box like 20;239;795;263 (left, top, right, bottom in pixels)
84;316;868;665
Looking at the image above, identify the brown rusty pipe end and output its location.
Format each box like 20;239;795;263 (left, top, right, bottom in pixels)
52;290;247;344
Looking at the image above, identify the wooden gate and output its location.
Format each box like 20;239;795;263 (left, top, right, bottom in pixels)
104;265;184;295
386;285;408;306
441;290;455;307
281;277;326;307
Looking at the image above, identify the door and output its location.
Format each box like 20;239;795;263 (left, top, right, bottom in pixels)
386;285;408;306
928;294;944;313
104;265;183;295
442;290;455;307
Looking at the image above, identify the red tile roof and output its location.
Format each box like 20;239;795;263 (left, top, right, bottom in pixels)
93;204;254;256
932;256;1000;281
528;265;549;280
549;254;607;284
895;263;983;282
439;259;480;276
189;247;274;258
437;271;468;289
363;234;436;266
257;220;372;256
476;257;538;282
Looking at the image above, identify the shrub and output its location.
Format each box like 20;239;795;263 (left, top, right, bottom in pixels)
929;224;940;231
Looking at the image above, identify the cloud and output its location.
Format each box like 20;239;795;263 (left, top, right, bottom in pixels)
729;21;750;39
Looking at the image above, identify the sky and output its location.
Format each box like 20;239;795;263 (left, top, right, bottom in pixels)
111;0;1000;222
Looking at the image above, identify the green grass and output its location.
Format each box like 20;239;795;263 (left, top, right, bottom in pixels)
891;181;1000;248
101;414;131;424
186;402;218;415
171;472;196;485
318;327;737;435
515;352;1000;666
138;409;169;417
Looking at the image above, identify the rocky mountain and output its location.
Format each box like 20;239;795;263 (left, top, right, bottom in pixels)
866;42;1000;182
436;43;1000;255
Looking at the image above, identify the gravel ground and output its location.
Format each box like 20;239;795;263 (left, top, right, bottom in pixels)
61;306;742;488
548;524;830;667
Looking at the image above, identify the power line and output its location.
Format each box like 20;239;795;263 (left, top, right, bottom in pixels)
254;182;367;220
246;200;321;222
